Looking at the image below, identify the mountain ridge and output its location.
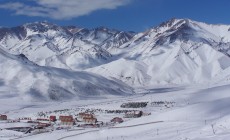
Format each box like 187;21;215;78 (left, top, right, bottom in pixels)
1;18;230;88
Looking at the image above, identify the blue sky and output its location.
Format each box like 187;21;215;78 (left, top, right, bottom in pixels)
0;0;229;32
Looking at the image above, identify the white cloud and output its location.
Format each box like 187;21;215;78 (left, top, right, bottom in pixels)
0;0;131;20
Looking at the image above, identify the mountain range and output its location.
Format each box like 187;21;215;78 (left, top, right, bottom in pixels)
1;18;230;100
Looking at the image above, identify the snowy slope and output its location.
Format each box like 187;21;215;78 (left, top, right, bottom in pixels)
0;48;132;101
88;19;230;87
1;19;230;87
0;22;134;70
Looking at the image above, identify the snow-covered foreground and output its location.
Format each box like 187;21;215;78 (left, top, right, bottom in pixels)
1;83;230;140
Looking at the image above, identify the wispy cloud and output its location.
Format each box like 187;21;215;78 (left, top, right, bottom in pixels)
0;0;131;20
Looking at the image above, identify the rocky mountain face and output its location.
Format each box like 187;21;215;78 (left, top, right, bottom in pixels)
0;21;134;70
1;19;230;89
87;19;230;86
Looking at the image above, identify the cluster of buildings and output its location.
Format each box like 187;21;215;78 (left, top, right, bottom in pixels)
1;110;144;124
0;113;98;128
0;107;147;133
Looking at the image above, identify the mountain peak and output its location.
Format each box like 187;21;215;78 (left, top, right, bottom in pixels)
63;26;83;34
95;26;110;31
158;18;186;27
23;21;61;33
24;21;56;26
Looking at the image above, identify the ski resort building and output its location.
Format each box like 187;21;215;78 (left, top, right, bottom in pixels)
37;123;51;128
79;113;97;124
19;117;31;121
124;111;143;118
78;113;94;119
83;117;97;124
0;115;7;120
111;117;123;123
59;116;75;126
50;116;56;122
37;118;50;122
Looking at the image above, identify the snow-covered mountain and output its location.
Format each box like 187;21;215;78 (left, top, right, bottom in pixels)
87;19;230;86
0;21;134;70
0;47;133;101
1;19;230;89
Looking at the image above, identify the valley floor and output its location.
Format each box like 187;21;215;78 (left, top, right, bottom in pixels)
1;83;230;140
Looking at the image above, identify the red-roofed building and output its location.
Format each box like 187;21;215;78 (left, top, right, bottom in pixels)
78;113;94;119
0;115;7;120
37;123;51;128
59;116;75;126
83;117;97;124
50;116;56;122
111;117;123;123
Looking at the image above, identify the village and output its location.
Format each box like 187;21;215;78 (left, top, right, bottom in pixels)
0;100;177;139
